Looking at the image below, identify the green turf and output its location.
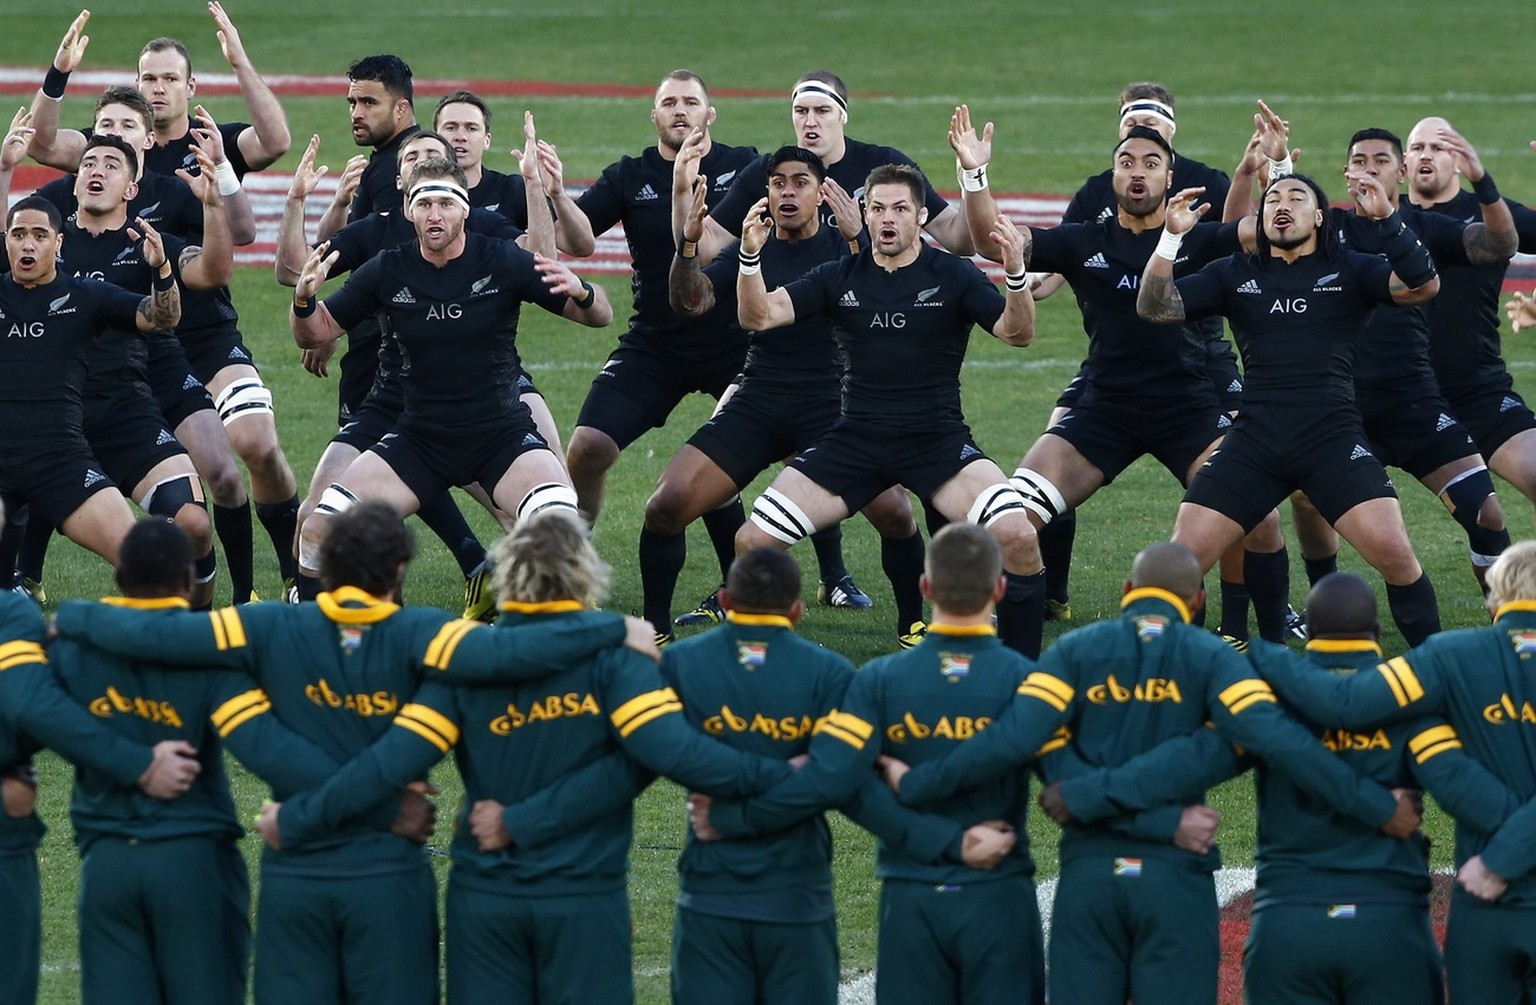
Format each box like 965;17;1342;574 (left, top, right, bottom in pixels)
6;1;1536;1000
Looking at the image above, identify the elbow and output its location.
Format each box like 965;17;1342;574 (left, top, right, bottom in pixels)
231;221;257;247
559;232;596;258
998;326;1033;348
1402;276;1441;304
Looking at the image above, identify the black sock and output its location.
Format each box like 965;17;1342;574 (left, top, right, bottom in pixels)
702;500;745;582
416;491;486;577
996;569;1046;659
0;506;28;589
810;525;847;584
1304;553;1338;587
1040;509;1076;605
296;570;323;601
15;514;50;585
254;496;299;581
1245;548;1290;644
1386;574;1441;646
213;503;255;604
638;528;687;632
1218;580;1251;641
922;499;949;541
1191;578;1208;629
880;530;926;633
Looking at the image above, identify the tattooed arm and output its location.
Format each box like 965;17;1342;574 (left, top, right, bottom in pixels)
132;217;182;332
1137;186;1206;324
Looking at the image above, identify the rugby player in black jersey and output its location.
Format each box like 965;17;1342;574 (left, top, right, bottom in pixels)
1137;173;1445;644
279;128;557;606
734;164;1047;656
652;147;924;645
1406;117;1536;523
697;70;972;257
290;155;612;582
958;119;1296;644
0;190;181;569
1235;128;1519;597
433;89;595;257
564;71;759;608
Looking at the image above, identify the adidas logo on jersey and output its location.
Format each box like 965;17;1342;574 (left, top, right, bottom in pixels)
521;432;543;447
182;373;203;390
155;428;176;446
635;184;660;202
1083;252;1110;270
392;287;417;305
1096;207;1114;223
839;290;860;307
959;443;983;461
83;469;106;488
1217;414;1232;429
1350;443;1373;461
1435;413;1456;432
1236;279;1262;295
1227;378;1243;394
1502;396;1522;413
229;346;250;361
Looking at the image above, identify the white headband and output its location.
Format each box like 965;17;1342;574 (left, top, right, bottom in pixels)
1119;99;1175;133
408;180;471;213
791;82;848;123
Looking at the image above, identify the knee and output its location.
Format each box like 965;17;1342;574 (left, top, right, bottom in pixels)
987;514;1040;573
566;429;618;475
1244;509;1286;552
174;504;213;553
201;459;245;506
734;521;781;556
298;510;330;570
863;493;917;538
644;483;692;536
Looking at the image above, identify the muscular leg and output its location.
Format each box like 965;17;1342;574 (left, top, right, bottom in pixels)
521;391;565;460
1419;455;1508;591
296;452;423;596
208;365;299;582
1170;503;1248;576
488;450;579;522
1291;491;1339;586
641;445;742;633
132;458;215;608
58;488;137;566
175;408;254;603
1331;497;1440;645
1489;427;1536;513
567;426;620;523
934;459;1045;658
736;468;852;555
862;486;925;636
1038;405;1080;616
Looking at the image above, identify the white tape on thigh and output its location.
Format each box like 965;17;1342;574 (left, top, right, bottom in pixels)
213;377;274;427
515;482;580;524
967;482;1030;529
750;487;814;545
1010;467;1067;524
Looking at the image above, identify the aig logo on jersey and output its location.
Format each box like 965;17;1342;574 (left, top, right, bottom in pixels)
426;302;464;320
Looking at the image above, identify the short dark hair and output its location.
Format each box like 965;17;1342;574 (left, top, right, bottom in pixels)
83;134;140;179
433;90;491;130
767;145;825;183
1113;125;1173;162
7;195;63;232
116;518;193;595
405;155;468;191
925;525;1002;616
726;549;801;614
401;129;453;161
1118;82;1174;109
1348;127;1403;159
347;54;414;106
864;163;925;207
794;70;847;102
140;37;193;76
657;69;710;103
95;86;154;134
319;501;416;595
1304;572;1379;639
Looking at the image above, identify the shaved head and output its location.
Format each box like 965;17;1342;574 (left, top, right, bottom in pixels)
1407;116;1453;143
1304;573;1380;640
1130;542;1203;599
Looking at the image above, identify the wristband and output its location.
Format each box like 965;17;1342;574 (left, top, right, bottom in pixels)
1376;211;1438;289
1004;271;1029;293
573;280;596;310
1473;172;1501;206
739;247;761;276
1154;228;1185;262
960;164;989;193
41;65;70;100
1266;153;1294;180
679;239;698;260
292;296;317;318
214;159;241;198
152;268;175;292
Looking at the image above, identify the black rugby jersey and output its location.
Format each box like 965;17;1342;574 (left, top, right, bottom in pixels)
38;172;204;244
323;232;568;432
467;167;531;229
0;273;143;441
1176;249;1394;409
79;120;249;180
578;141;757;334
1416;193;1536;395
348;125;422;224
703;224;849;395
1031;219;1239;403
783;243;1004;431
711;137;949;240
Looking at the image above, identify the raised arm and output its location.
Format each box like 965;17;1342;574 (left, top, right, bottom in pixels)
209;1;291;170
276;134;327;285
1347;172;1440;304
25;10;90;171
513;111;556;260
188;105;256;245
951;104;1001;262
1437;125;1518;265
316;155;366;243
669;176;716;316
0;108;36;208
130;218;182;332
535;138;594;257
536;256;612;327
1136;186;1207;323
290;242;346;348
670;127;730;264
736;199;797;330
174;146;232;289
